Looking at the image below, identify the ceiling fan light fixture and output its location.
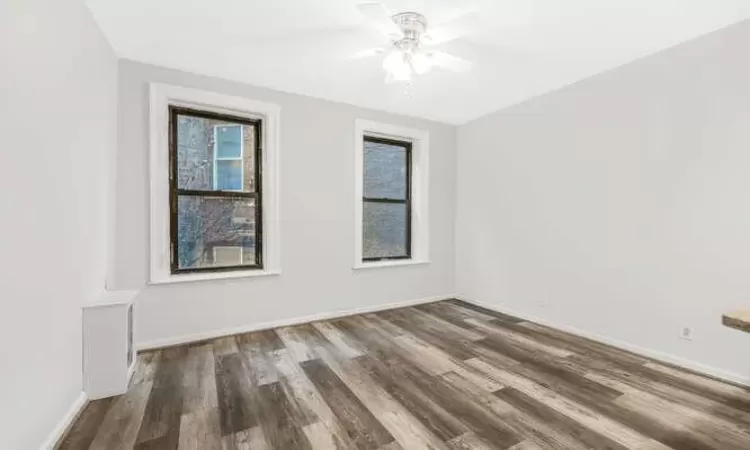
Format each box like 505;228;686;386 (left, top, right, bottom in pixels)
382;50;412;81
410;51;432;75
356;3;472;84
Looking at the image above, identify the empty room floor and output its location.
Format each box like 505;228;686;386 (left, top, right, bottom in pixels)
61;300;750;449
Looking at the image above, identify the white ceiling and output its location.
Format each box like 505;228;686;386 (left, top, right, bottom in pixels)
86;0;750;124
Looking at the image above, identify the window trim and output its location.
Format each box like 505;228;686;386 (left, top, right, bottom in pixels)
168;106;263;274
149;83;281;284
353;119;430;270
361;135;413;262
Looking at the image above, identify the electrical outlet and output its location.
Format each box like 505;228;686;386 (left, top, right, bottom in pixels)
680;327;694;341
540;300;548;308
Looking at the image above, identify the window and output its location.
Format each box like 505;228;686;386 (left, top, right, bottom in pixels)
362;136;411;260
149;83;280;284
169;107;262;273
354;120;429;269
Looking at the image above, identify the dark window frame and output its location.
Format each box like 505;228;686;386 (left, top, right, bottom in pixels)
362;135;412;262
168;106;263;274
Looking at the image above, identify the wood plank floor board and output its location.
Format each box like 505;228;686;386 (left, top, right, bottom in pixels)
506;357;624;406
221;427;269;450
446;299;525;324
269;347;361;449
291;323;333;349
464;318;574;359
177;408;222;450
303;421;347;450
474;358;710;450
424;372;521;448
600;357;750;415
135;347;187;447
378;309;480;361
212;336;239;357
421;302;499;328
134;385;182;449
311;345;453;450
361;313;409;337
271;357;320;428
85;379;154;449
474;336;625;406
438;371;580;450
255;381;314;450
182;344;219;415
60;300;750;449
134;435;172;450
301;358;395;449
312;321;367;359
589;373;750;449
611;392;747;450
495;387;628;450
57;397;116;450
355;354;469;442
643;362;750;399
391;331;503;392
403;306;486;342
214;353;257;437
463;358;669;450
574;355;750;429
277;326;320;363
236;331;283;386
514;322;649;368
446;432;496;450
415;303;494;337
130;350;162;387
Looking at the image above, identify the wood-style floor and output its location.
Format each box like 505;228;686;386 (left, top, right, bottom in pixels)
60;299;750;450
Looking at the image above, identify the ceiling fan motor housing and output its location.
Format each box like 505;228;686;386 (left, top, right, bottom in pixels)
392;12;427;51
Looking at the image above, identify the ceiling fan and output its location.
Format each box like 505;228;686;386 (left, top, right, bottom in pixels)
355;2;474;83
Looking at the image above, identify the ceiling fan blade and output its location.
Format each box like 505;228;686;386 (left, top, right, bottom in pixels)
423;12;479;46
428;51;472;72
352;47;386;59
357;2;402;38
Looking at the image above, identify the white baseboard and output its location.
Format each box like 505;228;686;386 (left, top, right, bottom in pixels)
137;294;454;351
456;297;750;387
40;391;88;450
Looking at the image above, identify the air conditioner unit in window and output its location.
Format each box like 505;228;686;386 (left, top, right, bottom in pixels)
82;291;138;399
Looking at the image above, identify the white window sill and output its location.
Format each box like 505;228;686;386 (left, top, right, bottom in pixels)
353;259;430;270
149;269;280;285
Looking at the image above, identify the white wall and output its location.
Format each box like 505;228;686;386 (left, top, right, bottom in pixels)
113;60;457;347
457;20;750;382
0;0;117;447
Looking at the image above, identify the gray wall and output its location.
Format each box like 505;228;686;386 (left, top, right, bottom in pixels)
0;0;117;447
114;60;457;346
457;20;750;381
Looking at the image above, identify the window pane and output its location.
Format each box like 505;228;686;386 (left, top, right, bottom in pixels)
213;246;242;265
176;195;257;269
216;125;242;158
363;201;408;259
364;140;407;200
175;113;256;192
215;160;242;191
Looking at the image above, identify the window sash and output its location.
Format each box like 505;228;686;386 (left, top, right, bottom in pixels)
168;106;264;274
362;135;412;262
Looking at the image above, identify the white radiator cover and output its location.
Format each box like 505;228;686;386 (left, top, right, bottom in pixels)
83;291;137;399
